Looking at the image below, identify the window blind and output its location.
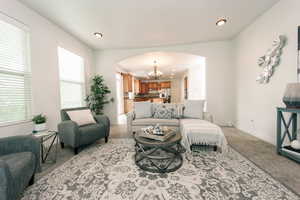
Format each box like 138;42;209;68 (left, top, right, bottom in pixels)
58;47;85;109
0;16;32;125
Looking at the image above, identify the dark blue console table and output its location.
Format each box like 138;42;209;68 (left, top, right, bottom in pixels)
277;107;300;163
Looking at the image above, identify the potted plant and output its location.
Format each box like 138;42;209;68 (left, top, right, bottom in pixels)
86;75;114;115
32;114;47;132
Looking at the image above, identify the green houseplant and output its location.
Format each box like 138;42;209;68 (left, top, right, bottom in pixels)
32;114;47;132
86;75;113;115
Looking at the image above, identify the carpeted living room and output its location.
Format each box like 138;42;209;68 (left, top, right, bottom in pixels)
1;0;300;200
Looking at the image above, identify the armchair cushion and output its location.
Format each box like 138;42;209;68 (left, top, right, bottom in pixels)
0;136;40;200
0;135;40;172
79;124;106;145
1;152;35;191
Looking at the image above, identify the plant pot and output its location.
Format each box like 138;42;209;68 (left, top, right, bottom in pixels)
34;123;47;132
283;83;300;108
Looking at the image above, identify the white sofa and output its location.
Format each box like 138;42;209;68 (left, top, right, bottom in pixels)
126;102;213;134
127;101;228;152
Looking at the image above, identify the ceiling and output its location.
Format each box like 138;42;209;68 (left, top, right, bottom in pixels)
19;0;279;50
118;52;204;79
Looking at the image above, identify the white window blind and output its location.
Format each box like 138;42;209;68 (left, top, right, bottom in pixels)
0;16;32;126
58;47;85;108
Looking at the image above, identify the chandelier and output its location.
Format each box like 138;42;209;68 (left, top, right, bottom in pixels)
148;61;163;79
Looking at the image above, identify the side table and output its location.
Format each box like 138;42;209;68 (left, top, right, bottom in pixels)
277;107;300;163
32;131;58;163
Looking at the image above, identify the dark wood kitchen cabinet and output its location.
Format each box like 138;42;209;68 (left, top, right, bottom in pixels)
140;82;149;94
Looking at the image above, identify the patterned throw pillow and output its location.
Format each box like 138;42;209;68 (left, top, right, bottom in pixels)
153;107;172;119
152;103;183;119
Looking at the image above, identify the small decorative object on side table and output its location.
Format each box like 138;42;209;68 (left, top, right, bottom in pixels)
134;126;185;173
283;83;300;108
32;130;58;163
276;107;300;163
32;114;47;132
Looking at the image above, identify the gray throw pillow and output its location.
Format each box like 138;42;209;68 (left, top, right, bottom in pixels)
153;107;172;119
134;101;152;119
183;100;205;119
152;103;182;119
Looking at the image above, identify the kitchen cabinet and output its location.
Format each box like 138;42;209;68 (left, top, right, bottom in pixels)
148;82;155;90
140;82;149;94
134;79;140;94
160;81;171;89
123;73;133;92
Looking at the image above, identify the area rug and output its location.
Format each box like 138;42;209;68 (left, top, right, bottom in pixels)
22;139;299;200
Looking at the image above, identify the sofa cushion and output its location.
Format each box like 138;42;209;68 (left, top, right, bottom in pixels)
183;100;205;119
134;101;152;119
132;118;179;126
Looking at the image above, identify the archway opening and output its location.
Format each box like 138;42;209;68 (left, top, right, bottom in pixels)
115;51;206;124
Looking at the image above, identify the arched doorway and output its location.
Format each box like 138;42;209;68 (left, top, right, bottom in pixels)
115;51;206;124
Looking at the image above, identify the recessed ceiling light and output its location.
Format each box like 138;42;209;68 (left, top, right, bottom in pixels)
94;32;103;39
216;18;227;26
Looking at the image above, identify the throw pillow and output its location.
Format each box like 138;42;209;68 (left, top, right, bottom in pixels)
152;103;183;119
134;101;152;119
153;107;172;119
183;100;205;119
67;109;96;126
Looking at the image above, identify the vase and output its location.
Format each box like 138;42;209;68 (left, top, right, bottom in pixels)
283;83;300;108
34;123;47;132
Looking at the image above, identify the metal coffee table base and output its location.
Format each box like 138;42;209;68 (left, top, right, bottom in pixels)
135;142;184;173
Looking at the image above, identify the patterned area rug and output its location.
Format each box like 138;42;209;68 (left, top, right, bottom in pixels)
22;139;299;200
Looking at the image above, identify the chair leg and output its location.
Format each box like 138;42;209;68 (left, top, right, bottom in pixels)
29;174;35;186
60;142;64;149
74;147;79;155
105;136;108;143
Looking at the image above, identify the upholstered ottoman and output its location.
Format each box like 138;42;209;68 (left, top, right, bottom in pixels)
179;119;228;153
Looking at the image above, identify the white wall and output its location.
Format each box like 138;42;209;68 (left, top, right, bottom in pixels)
234;0;299;144
188;60;206;100
0;0;95;137
95;41;235;125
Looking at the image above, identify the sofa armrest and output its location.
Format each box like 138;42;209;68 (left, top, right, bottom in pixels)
0;159;12;200
126;111;135;134
0;135;41;172
204;112;214;123
58;120;80;148
94;115;110;137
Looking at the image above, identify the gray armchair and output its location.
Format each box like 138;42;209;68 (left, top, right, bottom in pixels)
0;135;41;200
58;107;110;154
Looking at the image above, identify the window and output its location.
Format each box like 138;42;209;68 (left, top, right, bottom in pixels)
58;47;85;108
0;15;31;125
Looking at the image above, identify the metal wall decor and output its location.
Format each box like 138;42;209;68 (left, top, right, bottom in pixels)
256;35;286;84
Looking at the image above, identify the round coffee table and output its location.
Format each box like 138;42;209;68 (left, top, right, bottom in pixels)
134;132;185;173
